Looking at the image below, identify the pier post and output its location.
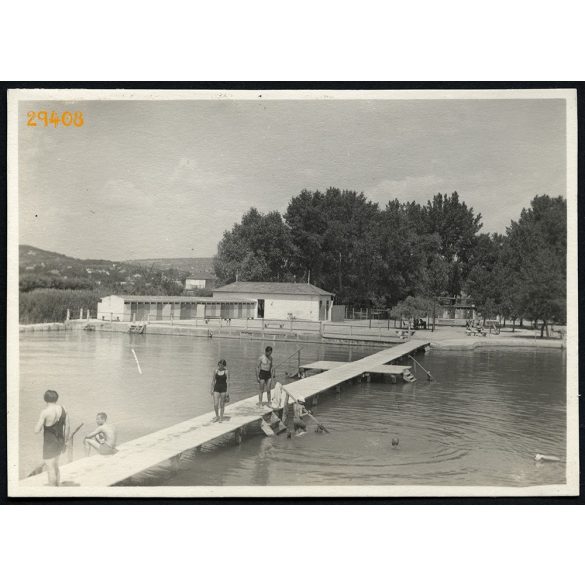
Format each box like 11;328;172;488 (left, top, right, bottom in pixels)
312;394;319;407
79;308;83;320
282;392;289;423
66;309;70;321
234;428;243;445
336;385;341;396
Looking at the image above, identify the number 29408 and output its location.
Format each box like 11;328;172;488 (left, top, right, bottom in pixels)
27;111;84;127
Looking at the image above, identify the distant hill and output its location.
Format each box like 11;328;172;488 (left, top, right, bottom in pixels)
19;245;189;295
128;257;215;275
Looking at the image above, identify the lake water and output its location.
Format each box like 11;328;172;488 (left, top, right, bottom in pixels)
18;330;566;487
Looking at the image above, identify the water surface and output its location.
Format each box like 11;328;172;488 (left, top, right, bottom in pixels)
19;330;566;486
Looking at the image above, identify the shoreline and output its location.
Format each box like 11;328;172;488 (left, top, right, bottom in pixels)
19;319;565;351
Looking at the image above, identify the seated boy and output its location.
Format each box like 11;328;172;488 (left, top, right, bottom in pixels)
84;412;118;455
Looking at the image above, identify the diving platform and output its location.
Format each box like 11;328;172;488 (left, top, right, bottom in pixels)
18;339;430;491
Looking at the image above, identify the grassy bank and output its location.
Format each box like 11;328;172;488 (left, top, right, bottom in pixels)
19;288;104;324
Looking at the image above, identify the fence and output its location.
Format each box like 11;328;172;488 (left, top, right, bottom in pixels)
322;321;410;342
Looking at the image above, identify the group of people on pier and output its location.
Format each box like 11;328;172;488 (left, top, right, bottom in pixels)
210;345;276;423
34;344;310;486
34;390;117;486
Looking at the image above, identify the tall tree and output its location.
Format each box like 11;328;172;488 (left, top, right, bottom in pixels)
504;195;566;335
284;188;381;303
421;192;483;295
214;208;295;283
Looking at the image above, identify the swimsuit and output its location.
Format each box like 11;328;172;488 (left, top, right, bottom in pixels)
43;407;67;460
259;355;272;380
214;370;228;393
97;444;118;455
294;417;307;431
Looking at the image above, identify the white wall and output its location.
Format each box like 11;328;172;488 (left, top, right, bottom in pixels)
185;279;206;289
263;297;317;320
213;291;333;321
97;295;126;321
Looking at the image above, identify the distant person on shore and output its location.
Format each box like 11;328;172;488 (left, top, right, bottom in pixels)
256;346;274;406
84;412;118;455
34;390;70;486
210;359;229;422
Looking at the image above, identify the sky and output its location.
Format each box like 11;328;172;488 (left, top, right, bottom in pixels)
18;96;567;260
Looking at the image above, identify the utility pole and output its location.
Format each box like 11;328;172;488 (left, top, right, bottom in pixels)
432;297;436;332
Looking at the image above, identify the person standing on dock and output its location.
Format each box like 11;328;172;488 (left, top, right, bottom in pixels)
34;390;70;486
256;346;274;406
211;359;230;422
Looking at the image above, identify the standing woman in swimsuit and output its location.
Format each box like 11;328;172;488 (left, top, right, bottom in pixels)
210;359;229;423
34;389;70;486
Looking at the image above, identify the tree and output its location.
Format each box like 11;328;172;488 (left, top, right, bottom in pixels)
284;188;381;304
214;208;295;283
504;195;566;336
391;296;435;325
421;192;483;295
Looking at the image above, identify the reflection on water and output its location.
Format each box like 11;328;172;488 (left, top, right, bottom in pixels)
19;330;566;486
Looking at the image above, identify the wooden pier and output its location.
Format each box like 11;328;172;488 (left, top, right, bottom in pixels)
19;339;429;489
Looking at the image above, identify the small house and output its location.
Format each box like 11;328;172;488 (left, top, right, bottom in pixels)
185;272;218;291
213;282;334;321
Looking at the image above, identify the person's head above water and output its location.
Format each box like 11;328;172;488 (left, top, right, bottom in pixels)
217;359;227;368
96;412;108;425
44;389;59;403
265;346;273;356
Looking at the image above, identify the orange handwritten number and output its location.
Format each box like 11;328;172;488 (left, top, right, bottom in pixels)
38;111;48;127
50;111;60;128
27;112;37;126
73;111;84;127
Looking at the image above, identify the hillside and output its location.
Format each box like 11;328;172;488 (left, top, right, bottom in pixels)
19;245;190;294
128;257;215;275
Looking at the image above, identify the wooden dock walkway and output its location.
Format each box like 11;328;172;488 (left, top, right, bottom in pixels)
299;360;411;377
19;339;429;489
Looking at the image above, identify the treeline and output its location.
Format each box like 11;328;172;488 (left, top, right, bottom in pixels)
20;289;104;324
19;268;187;323
214;188;566;332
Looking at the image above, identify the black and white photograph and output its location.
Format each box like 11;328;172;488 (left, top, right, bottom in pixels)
6;88;578;498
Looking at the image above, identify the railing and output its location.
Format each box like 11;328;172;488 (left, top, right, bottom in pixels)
272;347;302;379
322;321;410;342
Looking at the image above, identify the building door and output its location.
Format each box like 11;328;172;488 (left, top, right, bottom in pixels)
257;299;265;318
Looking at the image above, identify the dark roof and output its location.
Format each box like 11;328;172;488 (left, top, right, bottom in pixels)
213;281;334;296
102;295;255;303
186;273;217;280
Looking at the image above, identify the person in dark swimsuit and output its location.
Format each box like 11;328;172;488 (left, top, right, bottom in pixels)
256;346;274;406
210;359;229;423
34;390;70;486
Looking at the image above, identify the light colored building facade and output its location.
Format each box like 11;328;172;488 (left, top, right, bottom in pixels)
97;295;256;322
185;272;218;291
213;282;334;321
